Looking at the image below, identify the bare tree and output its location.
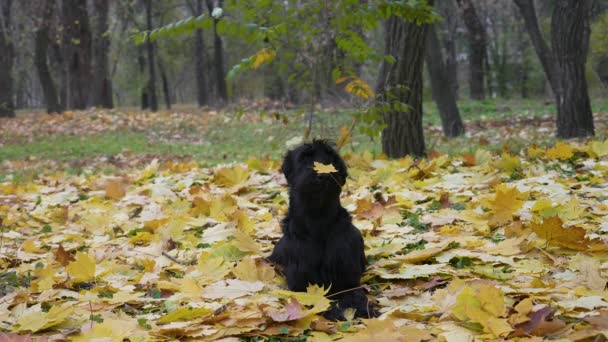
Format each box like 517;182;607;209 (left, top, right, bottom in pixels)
514;0;594;138
456;0;487;100
206;0;227;104
143;0;158;111
0;0;15;117
189;0;209;106
425;25;465;137
35;0;62;113
91;0;113;108
62;0;92;109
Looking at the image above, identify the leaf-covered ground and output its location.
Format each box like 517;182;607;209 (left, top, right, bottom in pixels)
1;134;608;341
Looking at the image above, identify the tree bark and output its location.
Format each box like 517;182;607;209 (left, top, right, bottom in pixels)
456;0;486;100
552;0;594;138
138;47;148;110
425;25;465;138
91;0;113;108
512;0;561;95
194;0;209;106
62;0;93;110
206;0;228;103
0;0;15;117
375;15;429;158
514;0;594;138
144;0;158;111
35;0;63;114
436;0;459;97
158;59;171;110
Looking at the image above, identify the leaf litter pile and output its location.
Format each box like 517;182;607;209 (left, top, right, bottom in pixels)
1;140;608;341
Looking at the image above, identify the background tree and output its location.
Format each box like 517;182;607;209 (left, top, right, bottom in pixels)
143;0;158;112
375;2;435;158
62;0;92;110
0;0;15;117
35;0;62;114
514;0;595;138
91;0;113;108
207;0;227;104
189;0;210;106
425;25;465;137
456;0;487;100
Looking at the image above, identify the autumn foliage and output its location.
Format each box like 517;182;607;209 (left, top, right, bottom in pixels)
1;139;608;340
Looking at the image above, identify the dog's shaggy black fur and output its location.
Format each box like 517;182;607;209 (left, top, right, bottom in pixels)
269;140;376;320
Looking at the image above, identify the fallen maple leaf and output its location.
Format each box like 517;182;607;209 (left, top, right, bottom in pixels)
313;162;338;174
487;184;524;227
66;251;96;282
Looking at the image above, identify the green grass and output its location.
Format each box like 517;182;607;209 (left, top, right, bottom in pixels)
1;97;607;178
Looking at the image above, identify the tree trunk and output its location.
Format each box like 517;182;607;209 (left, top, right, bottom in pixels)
425;25;465;138
514;0;594;138
194;0;209;106
513;0;561;95
138;48;148;110
144;0;158;111
375;15;429;158
206;0;228;103
552;0;594;138
158;59;171;110
35;0;63;114
436;0;459;97
456;0;486;100
62;0;93;110
91;0;113;108
0;0;15;118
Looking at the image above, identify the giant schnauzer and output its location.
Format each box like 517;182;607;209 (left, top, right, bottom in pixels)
269;140;376;320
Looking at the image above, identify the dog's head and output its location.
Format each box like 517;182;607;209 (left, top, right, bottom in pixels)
281;140;348;194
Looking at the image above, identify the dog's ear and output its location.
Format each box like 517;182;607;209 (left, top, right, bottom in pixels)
334;155;348;187
281;150;294;185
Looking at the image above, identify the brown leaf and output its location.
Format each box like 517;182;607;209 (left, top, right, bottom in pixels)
54;244;75;266
512;306;566;337
105;180;126;200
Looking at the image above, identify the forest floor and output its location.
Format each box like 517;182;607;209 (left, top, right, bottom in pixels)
1;98;608;341
1;98;608;179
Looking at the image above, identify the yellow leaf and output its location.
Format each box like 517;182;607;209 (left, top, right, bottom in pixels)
493;152;521;173
232;229;261;254
342;319;433;342
33;266;57;291
274;284;331;316
21;239;42;254
13;305;74;333
313;161;337;174
209;194;237;221
335;76;349;84
233;256;276;283
71;319;139;342
545;142;574;160
66;252;96;282
487;184;524;227
530;216;603;251
252;48;276;69
158;306;213;324
343;78;375;100
450;283;511;338
336;125;351;151
531;199;559;218
128;231;157;246
590;139;608;157
557;198;584;221
105;180;126;200
214;165;250;188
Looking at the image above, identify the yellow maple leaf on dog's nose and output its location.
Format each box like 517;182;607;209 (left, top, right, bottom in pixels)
313;162;337;174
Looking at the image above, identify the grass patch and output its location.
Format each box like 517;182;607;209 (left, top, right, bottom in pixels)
2;97;607;178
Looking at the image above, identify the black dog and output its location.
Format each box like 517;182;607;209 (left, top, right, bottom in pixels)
269;140;376;320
